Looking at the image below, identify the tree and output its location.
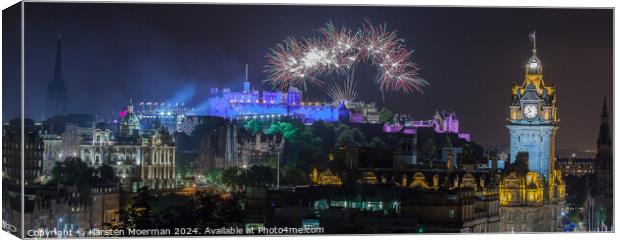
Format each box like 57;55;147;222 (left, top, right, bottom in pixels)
266;122;297;140
211;193;244;227
337;128;366;147
369;137;387;149
283;167;308;186
110;189;245;231
155;194;195;229
243;119;264;135
337;129;358;147
350;128;367;145
311;121;337;153
239;165;274;186
205;169;224;186
112;187;158;230
95;164;118;185
379;108;394;123
50;157;98;187
335;124;350;137
222;167;240;188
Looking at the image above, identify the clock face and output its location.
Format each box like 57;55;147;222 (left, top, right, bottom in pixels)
523;104;538;118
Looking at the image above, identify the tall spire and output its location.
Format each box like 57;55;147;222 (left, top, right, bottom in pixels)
47;34;68;117
594;97;614;231
243;64;251;93
54;34;63;84
598;96;610;146
526;31;543;74
529;31;537;55
128;98;134;113
601;96;609;121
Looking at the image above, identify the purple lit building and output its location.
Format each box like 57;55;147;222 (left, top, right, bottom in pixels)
383;110;471;142
206;79;346;123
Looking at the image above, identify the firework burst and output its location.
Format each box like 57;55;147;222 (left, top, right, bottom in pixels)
264;19;428;96
327;73;359;104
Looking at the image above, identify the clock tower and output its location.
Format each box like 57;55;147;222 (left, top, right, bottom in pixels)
507;32;558;179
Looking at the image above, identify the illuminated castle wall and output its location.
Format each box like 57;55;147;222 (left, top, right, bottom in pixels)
206;80;344;123
135;101;194;132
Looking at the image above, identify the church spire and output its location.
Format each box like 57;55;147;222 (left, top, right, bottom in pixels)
47;34;68;117
593;97;614;231
54;34;63;85
601;96;609;121
598;96;610;146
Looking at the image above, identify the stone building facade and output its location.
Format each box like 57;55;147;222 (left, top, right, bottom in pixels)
79;100;176;192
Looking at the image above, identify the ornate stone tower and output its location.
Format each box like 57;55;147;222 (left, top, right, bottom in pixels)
47;35;69;117
586;97;613;231
507;32;558;179
595;97;612;195
500;32;566;233
120;98;141;138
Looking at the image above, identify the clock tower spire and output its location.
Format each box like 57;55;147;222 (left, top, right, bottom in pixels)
506;32;558;178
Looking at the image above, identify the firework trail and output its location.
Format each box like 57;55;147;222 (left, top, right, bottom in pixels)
265;19;428;95
327;72;359;104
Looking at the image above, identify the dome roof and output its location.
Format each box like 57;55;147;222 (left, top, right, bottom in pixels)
120;98;140;134
121;112;140;126
525;31;543;74
526;53;543;74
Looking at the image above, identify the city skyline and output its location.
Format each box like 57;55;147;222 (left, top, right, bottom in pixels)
3;3;613;151
2;2;615;236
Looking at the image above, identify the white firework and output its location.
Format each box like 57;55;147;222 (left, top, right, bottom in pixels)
327;74;359;104
265;19;428;95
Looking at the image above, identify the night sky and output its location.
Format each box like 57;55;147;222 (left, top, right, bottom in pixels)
2;3;613;152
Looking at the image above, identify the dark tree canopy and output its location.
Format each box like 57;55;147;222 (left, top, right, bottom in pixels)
108;187;244;233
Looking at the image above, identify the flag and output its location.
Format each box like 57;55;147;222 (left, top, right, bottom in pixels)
528;31;537;50
529;31;536;43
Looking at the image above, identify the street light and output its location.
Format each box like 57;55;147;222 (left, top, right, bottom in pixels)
270;142;281;189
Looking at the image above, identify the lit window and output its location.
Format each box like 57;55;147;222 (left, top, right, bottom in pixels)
448;209;455;218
